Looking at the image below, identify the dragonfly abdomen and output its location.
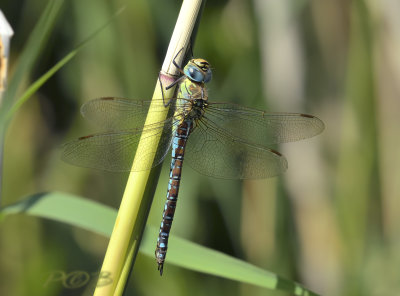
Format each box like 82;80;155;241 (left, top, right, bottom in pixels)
155;119;193;275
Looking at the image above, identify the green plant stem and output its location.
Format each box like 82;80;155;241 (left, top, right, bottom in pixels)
93;1;205;295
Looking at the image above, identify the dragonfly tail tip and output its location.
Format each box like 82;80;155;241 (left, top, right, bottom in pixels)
158;263;164;276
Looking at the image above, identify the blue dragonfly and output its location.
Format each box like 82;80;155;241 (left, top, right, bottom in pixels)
62;57;324;275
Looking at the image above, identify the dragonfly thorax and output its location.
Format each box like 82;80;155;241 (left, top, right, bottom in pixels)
187;99;207;120
178;76;209;102
183;59;212;83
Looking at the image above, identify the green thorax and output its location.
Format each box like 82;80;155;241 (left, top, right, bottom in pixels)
174;77;208;121
177;77;208;101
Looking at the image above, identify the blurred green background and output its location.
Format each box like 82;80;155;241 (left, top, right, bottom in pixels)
1;0;399;295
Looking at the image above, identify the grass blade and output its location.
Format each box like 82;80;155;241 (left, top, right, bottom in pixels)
0;0;63;204
3;7;124;123
0;191;319;296
0;0;64;119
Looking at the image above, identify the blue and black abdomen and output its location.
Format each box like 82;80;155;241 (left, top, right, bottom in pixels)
155;120;193;275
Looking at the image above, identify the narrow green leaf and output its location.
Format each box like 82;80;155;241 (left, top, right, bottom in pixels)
1;0;64;116
3;51;77;123
0;192;318;296
3;7;123;123
2;7;125;124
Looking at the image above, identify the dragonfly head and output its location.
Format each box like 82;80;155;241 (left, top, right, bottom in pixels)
184;59;212;83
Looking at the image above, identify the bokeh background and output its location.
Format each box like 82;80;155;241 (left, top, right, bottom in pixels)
1;0;400;295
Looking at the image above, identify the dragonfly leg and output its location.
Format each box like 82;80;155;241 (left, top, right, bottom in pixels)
158;73;184;107
158;73;168;107
172;47;186;75
188;37;194;58
159;47;187;107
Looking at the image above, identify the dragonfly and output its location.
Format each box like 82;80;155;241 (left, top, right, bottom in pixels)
62;57;324;275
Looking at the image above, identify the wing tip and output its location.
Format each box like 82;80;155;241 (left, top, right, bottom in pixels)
300;113;325;136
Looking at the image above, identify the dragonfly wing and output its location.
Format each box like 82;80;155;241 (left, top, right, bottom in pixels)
81;97;176;131
62;118;178;172
185;120;288;179
205;103;324;146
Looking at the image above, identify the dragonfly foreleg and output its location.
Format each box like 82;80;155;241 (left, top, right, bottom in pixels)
158;73;185;107
172;47;186;75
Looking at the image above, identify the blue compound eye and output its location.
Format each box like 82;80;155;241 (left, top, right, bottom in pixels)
203;69;212;83
187;67;204;82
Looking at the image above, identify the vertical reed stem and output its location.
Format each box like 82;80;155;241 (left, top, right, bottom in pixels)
93;1;205;295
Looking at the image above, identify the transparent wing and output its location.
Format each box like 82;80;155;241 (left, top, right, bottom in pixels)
62;118;179;172
185;119;288;179
205;103;325;146
81;97;177;131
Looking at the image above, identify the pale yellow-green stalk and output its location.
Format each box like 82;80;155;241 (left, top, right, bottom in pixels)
93;1;205;295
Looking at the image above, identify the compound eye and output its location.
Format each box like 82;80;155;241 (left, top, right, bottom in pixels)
203;69;212;83
188;67;204;82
